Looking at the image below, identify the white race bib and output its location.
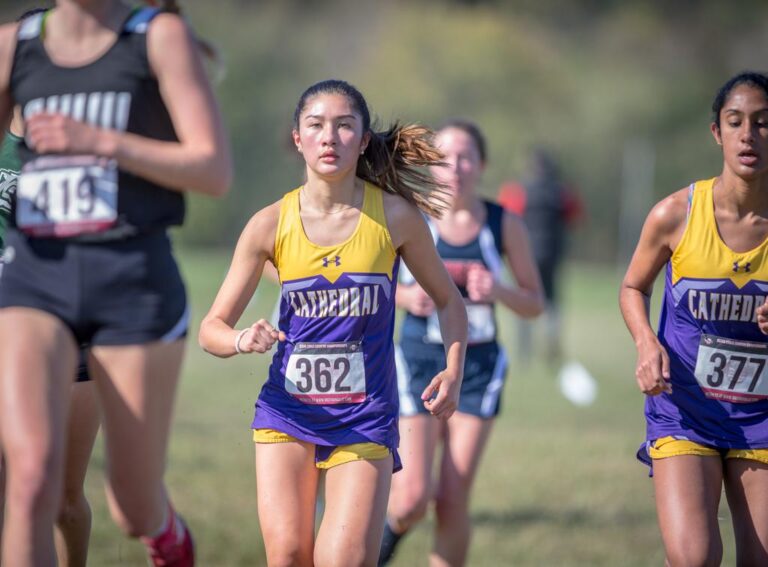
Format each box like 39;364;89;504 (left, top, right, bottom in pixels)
17;155;118;237
694;334;768;403
426;303;495;344
285;340;366;404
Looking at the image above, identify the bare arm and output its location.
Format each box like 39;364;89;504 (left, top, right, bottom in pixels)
395;280;435;317
25;14;232;196
0;24;18;133
199;201;282;357
386;194;467;419
619;188;688;395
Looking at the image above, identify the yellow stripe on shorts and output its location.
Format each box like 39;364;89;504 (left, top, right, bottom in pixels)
317;443;390;470
649;436;768;465
252;428;391;469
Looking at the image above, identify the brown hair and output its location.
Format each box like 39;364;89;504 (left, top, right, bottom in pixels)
294;80;448;217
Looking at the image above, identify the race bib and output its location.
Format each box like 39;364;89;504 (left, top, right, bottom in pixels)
694;334;768;403
17;155;118;237
426;303;495;344
285;340;366;404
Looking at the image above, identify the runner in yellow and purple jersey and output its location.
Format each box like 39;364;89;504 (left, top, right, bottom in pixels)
621;72;768;566
200;79;468;567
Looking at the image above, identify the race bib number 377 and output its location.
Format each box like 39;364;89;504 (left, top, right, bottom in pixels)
17;155;118;237
285;341;366;404
694;334;768;403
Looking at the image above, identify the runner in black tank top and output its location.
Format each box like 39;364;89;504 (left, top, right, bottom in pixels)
0;2;232;565
380;121;545;567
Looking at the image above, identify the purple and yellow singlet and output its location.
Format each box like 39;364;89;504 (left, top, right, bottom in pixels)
645;178;768;450
251;183;401;453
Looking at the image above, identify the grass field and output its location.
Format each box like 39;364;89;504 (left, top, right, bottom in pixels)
80;250;737;566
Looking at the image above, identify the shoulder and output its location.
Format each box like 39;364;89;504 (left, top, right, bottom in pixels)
501;209;527;233
381;190;427;225
146;10;188;37
245;198;282;233
645;186;690;237
499;209;532;253
146;11;195;61
378;189;424;222
239;198;283;255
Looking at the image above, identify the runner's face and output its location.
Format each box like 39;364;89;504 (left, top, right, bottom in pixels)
430;128;484;199
712;84;768;180
293;93;368;180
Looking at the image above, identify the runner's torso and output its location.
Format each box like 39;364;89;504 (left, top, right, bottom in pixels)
10;8;183;240
252;183;401;448
649;178;768;447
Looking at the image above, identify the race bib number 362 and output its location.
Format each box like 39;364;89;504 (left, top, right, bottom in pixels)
17;155;118;238
285;341;366;404
694;334;768;403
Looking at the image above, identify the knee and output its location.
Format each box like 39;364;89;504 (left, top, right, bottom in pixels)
265;537;312;567
57;490;90;531
388;484;431;528
665;541;722;567
316;547;372;567
5;450;60;515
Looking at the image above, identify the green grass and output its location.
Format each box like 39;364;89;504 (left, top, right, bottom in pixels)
82;252;736;565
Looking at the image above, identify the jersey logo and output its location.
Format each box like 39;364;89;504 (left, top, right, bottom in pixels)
322;255;341;268
23;92;132;132
733;261;752;273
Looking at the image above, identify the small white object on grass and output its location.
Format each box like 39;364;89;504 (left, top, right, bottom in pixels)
558;360;598;406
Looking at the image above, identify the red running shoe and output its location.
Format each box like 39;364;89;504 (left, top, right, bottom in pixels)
141;511;195;567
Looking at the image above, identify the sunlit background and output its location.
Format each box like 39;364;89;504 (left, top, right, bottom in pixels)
1;1;767;564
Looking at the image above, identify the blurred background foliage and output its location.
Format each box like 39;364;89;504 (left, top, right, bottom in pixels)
4;0;768;260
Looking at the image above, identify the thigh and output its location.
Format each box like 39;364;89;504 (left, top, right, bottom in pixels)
436;412;494;503
317;456;393;567
724;457;768;565
653;455;724;565
62;381;99;498
255;440;319;565
0;308;77;470
89;340;185;492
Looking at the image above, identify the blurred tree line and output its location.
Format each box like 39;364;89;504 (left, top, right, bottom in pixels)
2;0;768;262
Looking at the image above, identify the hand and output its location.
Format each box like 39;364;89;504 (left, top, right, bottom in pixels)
635;338;672;396
421;368;461;420
757;298;768;334
25;113;106;155
405;285;435;317
237;319;286;354
466;264;497;303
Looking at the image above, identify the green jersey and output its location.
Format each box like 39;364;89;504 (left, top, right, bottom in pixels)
0;131;21;250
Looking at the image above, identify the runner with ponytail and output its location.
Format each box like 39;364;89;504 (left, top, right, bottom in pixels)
200;79;467;566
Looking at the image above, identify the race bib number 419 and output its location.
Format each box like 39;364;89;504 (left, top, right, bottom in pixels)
694;334;768;403
285;341;366;404
17;155;118;237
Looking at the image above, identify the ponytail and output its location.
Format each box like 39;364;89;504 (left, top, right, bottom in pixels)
358;123;448;218
295;80;448;218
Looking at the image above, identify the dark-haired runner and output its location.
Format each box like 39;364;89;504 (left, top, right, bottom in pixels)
621;71;768;566
200;79;467;567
